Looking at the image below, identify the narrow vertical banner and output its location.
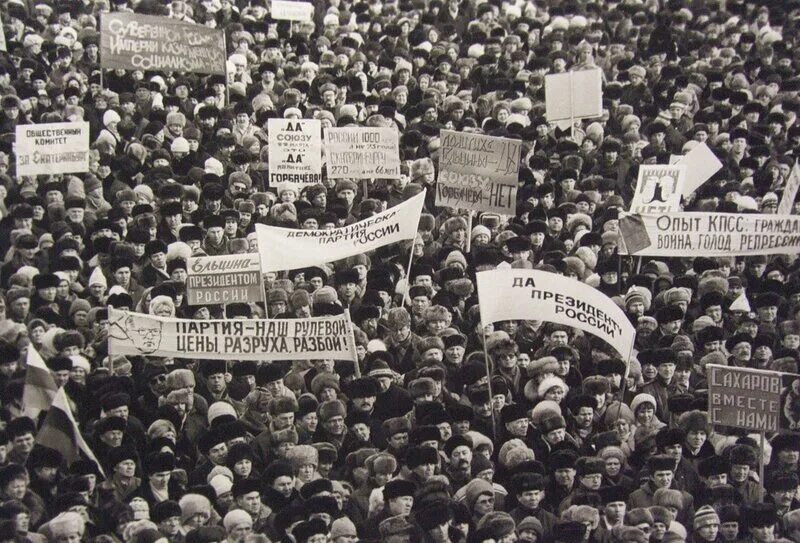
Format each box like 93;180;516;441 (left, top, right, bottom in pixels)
267;118;323;190
436;130;521;215
344;309;361;377
778;161;800;215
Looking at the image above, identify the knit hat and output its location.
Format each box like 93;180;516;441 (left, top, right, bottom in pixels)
330;517;357;538
178;494;211;524
223;510;252;532
694;505;720;530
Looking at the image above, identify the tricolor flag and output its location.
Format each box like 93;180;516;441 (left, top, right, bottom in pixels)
22;346;58;419
35;387;105;477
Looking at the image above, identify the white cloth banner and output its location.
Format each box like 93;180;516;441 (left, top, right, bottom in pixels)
108;308;357;361
618;212;800;257
476;269;635;359
16;122;89;176
256;190;425;272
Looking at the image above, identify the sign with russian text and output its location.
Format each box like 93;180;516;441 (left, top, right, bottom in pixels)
271;0;314;21
476;269;635;359
186;253;264;306
708;365;782;432
268;118;322;189
619;212;800;256
629;164;686;213
108;308;357;362
16;122;89;176
436;130;520;214
100;12;225;75
256;190;425;272
324;127;401;179
778;161;800;215
545;69;603;122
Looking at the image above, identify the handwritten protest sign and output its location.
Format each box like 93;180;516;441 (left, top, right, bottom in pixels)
186;253;264;306
271;0;314;20
476;269;634;359
268;118;322;189
100;13;225;74
708;365;783;432
545;69;603;122
325;127;400;179
619;212;800;257
15;122;89;176
108;308;357;362
675;143;723;196
629;164;686;213
436;130;521;214
256;190;425;272
778;161;800;215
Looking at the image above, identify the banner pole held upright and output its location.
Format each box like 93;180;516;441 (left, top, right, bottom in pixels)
465;211;473;253
403;243;415;307
759;431;766;491
344;308;361;377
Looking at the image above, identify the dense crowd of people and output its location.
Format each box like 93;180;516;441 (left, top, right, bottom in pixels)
0;0;799;542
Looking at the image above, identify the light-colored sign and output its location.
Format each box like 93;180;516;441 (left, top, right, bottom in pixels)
100;12;226;74
16;122;89;176
325;127;401;179
108;308;357;362
186;253;264;306
676;143;723;196
268;118;322;189
436;130;520;214
619;212;800;256
271;0;314;21
476;269;635;360
778;161;800;215
708;365;783;432
544;69;603;122
630;164;686;213
256;190;425;272
0;25;6;53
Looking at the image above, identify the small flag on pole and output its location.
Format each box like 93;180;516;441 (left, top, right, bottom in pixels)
36;387;105;477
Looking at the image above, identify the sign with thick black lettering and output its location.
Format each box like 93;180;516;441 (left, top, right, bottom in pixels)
619;212;800;256
325;127;400;179
255;190;425;272
16;122;89;176
707;365;785;432
476;269;635;359
108;308;357;361
186;253;264;306
436;130;520;214
100;12;225;74
268;118;322;189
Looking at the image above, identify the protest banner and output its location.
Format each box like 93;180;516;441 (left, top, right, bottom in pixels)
186;253;264;306
15;122;89;176
544;69;603;123
674;143;723;196
618;212;800;257
256;190;425;272
271;0;314;21
324;127;401;179
436;130;521;214
778;160;800;215
476;269;635;360
100;13;225;75
629;164;686;213
108;308;358;362
0;25;6;52
267;118;322;189
707;365;786;432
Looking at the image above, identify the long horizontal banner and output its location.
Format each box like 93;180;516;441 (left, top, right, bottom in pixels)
619;212;800;256
100;12;225;74
186;253;264;306
476;269;635;359
256;190;425;272
108;308;357;361
707;365;800;433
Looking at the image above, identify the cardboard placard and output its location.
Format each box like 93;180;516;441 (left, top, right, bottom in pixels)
267;118;322;189
436;130;520;214
675;143;723;196
271;0;314;21
324;127;401;179
778;161;800;215
629;164;686;213
186;253;264;306
15;122;89;176
544;69;603;122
